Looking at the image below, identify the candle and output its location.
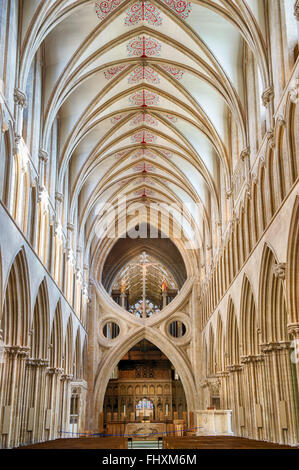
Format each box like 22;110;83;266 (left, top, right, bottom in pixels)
124;405;126;415
166;404;168;415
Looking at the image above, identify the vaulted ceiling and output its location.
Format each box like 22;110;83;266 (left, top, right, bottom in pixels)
21;0;268;271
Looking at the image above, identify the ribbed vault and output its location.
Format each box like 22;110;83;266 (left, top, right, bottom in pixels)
18;0;272;276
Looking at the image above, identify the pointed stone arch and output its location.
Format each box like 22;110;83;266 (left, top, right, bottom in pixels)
94;327;197;421
73;328;82;380
63;316;74;376
50;300;63;369
259;244;288;344
31;278;50;360
226;298;240;366
207;324;216;376
1;247;30;347
216;313;225;372
240;275;258;356
286;196;299;326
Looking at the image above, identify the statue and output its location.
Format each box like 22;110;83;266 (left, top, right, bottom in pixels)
161;278;167;292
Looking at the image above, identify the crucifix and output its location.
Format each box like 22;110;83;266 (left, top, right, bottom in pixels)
127;251;162;318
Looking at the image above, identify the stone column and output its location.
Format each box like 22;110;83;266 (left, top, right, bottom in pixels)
38;149;48;190
162;291;167;309
217;371;230;410
13;88;27;138
120;292;127;309
46;367;64;441
60;374;73;439
226;365;243;436
240;355;265;440
0;345;30;448
261;342;298;445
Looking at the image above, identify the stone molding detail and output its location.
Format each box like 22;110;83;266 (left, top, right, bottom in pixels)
47;367;64;375
287;323;299;338
260;342;291;353
241;354;264;364
26;358;49;367
14;88;27;108
262;86;274;107
273;262;286;279
5;345;30;357
266;129;275;149
295;1;299;21
61;374;74;382
226;364;243;373
39;149;49;163
240;147;250;161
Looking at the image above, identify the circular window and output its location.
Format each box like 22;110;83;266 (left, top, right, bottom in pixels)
103;322;120;339
169;321;186;338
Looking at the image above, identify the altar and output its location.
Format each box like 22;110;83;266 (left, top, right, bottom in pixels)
124;422;166;440
194;410;233;436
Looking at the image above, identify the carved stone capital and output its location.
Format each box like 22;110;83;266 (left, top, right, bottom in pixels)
13;134;22;155
47;367;64;376
241;354;264;364
226;364;243;373
294;1;299;21
5;345;30;357
289;79;299;104
14;88;27;108
288;323;299;338
226;189;232;199
39;149;49;163
266;129;275;149
240;147;250;161
55;192;64;204
260;341;291;353
27;358;49;367
276;115;286;127
273;262;286;280
61;374;74;382
262;87;274;107
67;223;75;232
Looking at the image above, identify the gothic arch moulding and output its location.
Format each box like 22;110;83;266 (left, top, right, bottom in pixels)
93;326;197;419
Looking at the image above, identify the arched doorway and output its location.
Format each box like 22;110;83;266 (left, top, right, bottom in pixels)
102;340;187;436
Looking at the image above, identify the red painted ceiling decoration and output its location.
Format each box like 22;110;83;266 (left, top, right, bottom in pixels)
114;150;129;160
130;113;158;126
135;177;156;186
160;149;173;158
128;65;160;85
104;65;127;80
95;0;125;21
127;36;161;57
160;0;192;20
110;114;126;124
163;113;178;123
134;188;155;197
124;1;163;27
131;149;157;160
160;64;184;80
133;162;156;172
129;90;159;107
131;130;158;143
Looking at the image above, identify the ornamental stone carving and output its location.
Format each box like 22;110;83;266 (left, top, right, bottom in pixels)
262;87;274;107
226;364;243;373
287;323;299;338
260;342;291;353
273;262;286;279
241;355;264;364
14;88;27;108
